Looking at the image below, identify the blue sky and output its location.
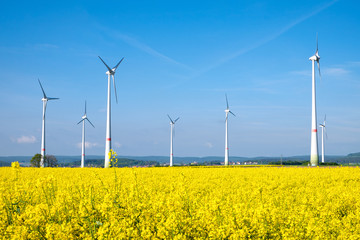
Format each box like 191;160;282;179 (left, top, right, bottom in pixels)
0;0;359;157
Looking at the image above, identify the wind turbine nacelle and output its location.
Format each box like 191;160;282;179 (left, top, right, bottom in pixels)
309;55;317;61
106;70;115;75
225;109;230;113
42;98;47;101
309;54;320;61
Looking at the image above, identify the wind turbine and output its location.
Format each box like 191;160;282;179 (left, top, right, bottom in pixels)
224;94;236;166
319;115;327;164
167;115;179;167
98;56;124;168
77;101;95;168
38;79;59;168
309;34;321;166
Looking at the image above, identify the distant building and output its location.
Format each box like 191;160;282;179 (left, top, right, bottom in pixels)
243;161;258;165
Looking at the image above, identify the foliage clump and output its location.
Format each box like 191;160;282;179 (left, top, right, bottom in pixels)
30;154;58;167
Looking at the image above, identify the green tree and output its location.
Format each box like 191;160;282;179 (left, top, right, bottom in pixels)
30;154;58;167
30;153;41;167
45;155;58;167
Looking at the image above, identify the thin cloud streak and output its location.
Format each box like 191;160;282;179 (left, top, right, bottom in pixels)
290;70;311;77
34;43;59;50
324;67;349;75
95;23;191;70
348;61;360;67
203;86;278;94
191;0;340;78
291;66;349;77
112;32;192;70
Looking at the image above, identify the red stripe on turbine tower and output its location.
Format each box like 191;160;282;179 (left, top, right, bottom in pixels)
107;138;111;141
312;129;317;133
42;149;45;151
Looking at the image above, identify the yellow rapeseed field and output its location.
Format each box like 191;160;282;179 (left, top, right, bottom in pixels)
1;163;360;239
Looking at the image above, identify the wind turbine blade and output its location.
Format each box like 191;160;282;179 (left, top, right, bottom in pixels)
317;60;321;80
98;56;112;72
113;57;124;71
167;114;174;123
225;94;229;109
316;32;318;53
173;125;175;138
77;119;84;125
87;118;95;128
229;111;236;117
325;128;328;139
324;114;326;124
38;79;47;98
47;97;59;100
174;117;180;123
112;75;118;104
85;101;87;115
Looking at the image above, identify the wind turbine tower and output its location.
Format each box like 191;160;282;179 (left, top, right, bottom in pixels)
77;101;95;168
224;94;236;166
167;115;179;167
309;35;321;166
38;79;59;168
98;56;124;168
319;115;327;164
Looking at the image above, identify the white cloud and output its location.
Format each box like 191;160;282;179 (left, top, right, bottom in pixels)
15;136;36;144
323;67;349;76
205;142;213;148
114;142;122;148
77;142;99;149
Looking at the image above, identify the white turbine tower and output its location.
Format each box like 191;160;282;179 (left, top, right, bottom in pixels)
167;115;179;167
38;79;59;168
224;94;235;166
319;115;327;164
77;101;95;168
98;56;124;168
309;35;321;166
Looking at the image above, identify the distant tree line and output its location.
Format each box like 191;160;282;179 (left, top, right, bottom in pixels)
0;161;10;167
57;158;160;168
268;160;309;165
268;160;339;166
9;152;360;168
